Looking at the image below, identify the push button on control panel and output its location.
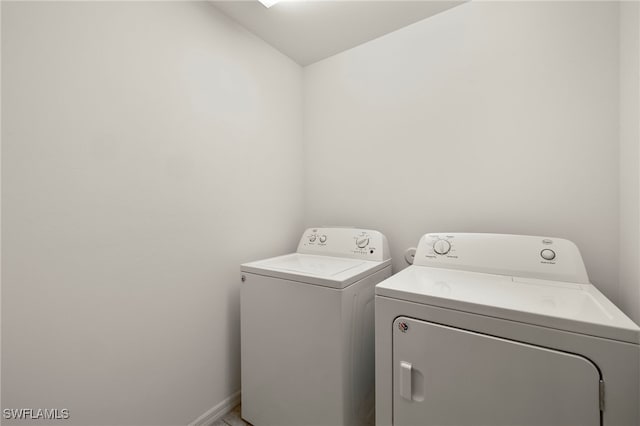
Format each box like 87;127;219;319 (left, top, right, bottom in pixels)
433;239;451;255
541;249;556;261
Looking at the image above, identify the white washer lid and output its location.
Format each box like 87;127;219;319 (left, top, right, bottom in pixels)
242;253;389;289
376;266;640;344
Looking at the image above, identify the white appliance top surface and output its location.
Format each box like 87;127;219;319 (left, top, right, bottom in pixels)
376;266;640;344
256;253;366;277
242;253;388;288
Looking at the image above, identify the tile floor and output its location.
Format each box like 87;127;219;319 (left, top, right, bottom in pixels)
213;404;250;426
216;404;375;426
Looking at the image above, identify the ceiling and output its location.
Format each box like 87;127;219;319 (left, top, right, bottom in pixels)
210;1;465;66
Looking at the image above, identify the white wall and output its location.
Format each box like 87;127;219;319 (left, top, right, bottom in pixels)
303;1;621;301
1;2;303;425
619;0;640;324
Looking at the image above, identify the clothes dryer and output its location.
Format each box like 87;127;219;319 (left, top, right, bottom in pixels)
375;233;639;426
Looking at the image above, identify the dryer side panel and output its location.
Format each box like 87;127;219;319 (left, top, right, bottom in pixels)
393;317;601;426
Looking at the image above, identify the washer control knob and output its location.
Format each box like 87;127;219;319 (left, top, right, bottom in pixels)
356;237;370;249
433;239;451;255
541;249;556;261
309;235;317;243
319;235;327;243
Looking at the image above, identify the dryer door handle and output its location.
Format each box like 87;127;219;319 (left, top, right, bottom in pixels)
400;361;412;400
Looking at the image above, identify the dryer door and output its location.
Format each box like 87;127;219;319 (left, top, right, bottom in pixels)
393;317;601;426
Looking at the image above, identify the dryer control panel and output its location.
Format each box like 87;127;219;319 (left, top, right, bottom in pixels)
297;227;390;261
413;233;589;284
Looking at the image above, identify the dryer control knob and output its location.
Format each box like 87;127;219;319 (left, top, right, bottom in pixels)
433;239;451;255
309;235;317;242
541;249;556;261
356;237;370;249
319;235;327;243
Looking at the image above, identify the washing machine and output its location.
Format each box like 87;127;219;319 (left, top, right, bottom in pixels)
375;233;639;426
241;227;391;426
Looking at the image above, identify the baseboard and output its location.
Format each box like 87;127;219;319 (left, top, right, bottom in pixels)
189;391;241;426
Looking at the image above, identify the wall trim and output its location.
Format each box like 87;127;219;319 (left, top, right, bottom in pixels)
189;391;241;426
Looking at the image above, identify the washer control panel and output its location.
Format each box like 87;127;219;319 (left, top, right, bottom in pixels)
413;233;589;284
297;227;390;261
